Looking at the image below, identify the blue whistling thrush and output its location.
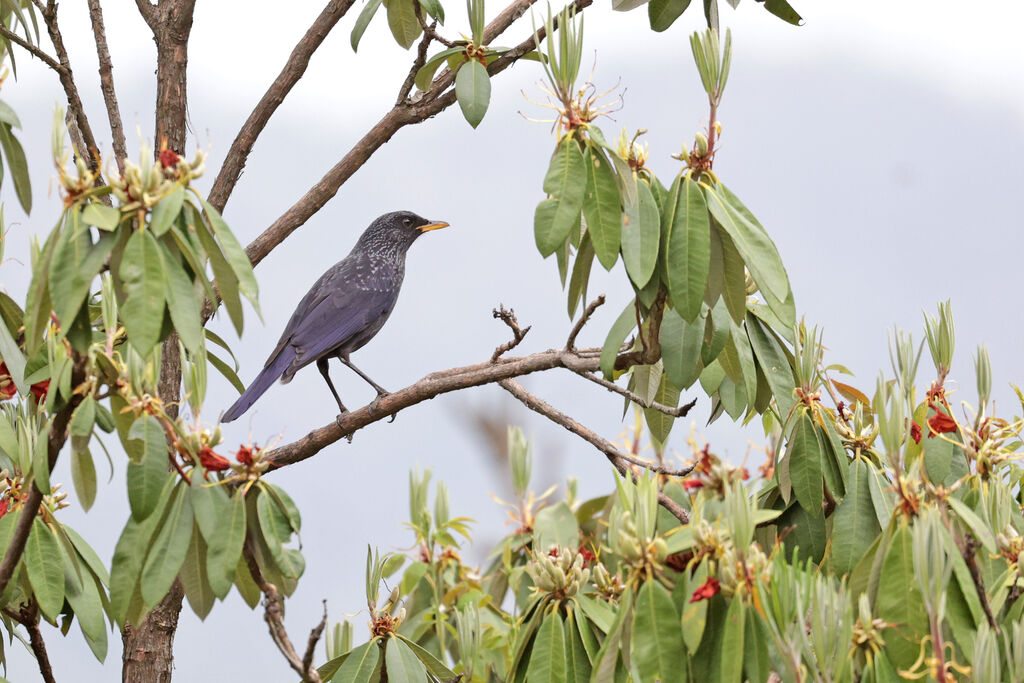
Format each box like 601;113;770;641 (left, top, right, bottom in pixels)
221;210;448;422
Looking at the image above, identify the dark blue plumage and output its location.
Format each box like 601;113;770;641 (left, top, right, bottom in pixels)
221;211;448;423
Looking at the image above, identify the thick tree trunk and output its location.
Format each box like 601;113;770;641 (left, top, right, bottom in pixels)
121;2;195;681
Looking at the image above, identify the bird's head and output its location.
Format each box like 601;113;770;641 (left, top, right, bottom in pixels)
362;211;449;252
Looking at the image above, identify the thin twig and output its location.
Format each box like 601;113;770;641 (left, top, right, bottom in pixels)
571;368;697;418
87;0;127;175
566;295;605;350
302;601;329;676
396;16;435;106
206;0;357;212
243;540;323;683
499;379;690;523
416;5;453;47
491;305;531;361
38;2;102;171
6;602;56;683
0;24;62;71
959;533;998;629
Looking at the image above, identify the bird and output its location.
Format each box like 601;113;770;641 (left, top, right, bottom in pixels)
221;210;448;423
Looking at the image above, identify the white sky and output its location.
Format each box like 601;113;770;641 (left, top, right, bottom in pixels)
1;1;1023;679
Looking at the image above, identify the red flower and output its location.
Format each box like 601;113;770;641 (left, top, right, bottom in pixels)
30;380;49;403
158;148;181;169
236;445;255;465
683;479;704;491
547;546;561;558
910;421;922;444
0;362;15;400
689;577;720;603
198;446;230;473
0;498;8;519
927;411;957;438
579;547;596;564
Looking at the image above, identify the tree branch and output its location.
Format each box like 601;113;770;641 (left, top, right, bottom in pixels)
498;379;691;522
243;540;325;683
571;368;698;418
395;15;435;106
566;295;605;350
39;1;102;171
959;532;998;629
491;305;531;361
243;0;594;270
206;0;357;212
8;602;57;683
0;24;61;71
87;0;128;175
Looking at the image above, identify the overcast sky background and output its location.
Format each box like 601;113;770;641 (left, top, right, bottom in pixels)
1;0;1023;679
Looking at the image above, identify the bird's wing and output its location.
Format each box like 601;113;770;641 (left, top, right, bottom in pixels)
286;282;396;370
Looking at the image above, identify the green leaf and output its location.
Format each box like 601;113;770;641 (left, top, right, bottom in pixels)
150;186;185;236
648;0;691;30
591;588;632;681
80;203;121;231
257;488;303;578
70;446;98;512
644;370;680;447
387;0;422;48
181;525;215;619
25;519;65;620
351;0;384;51
565;611;592;683
163;248;204;353
717;598;745;683
703;184;789;303
141;483;194;607
419;0;445;22
599;300;636;379
415;47;464;90
866;463;893;528
745;312;795;420
718;226;747;324
200;198;259;314
788;411;823;516
660;307;703;389
527;611;567;683
0;123;30;213
760;0;802;25
535;136;587;256
876;524;929;670
395;634;459;680
63;525;109;585
126;415;172;520
119;229;167;353
192;206;244;335
109;480;174;624
206;489;246;598
24;227;58;355
208;350;246;394
622;178;660;288
533;501;580;552
582;146;623;270
0;100;22;128
947;497;996;554
632;580;684;683
665;177;710;322
54;230;115;333
831;459;879;576
384;636;428;680
567;233;594;319
334;640;380;683
65;560;108;661
455;60;490;128
0;304;26;394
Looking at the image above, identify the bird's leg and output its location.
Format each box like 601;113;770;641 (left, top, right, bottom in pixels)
317;358;348;414
339;356;390;397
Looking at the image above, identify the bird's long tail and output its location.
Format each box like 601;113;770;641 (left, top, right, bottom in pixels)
221;350;293;423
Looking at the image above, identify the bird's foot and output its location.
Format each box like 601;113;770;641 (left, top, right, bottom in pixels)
335;412;354;443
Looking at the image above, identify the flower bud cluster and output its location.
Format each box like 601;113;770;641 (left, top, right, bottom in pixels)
592;562;625;600
684;446;748;497
109;145;206;213
616;129;649;171
369;586;407;636
718;542;770;598
526;546;591;599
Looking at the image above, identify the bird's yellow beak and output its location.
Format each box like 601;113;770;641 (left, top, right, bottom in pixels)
417;221;449;233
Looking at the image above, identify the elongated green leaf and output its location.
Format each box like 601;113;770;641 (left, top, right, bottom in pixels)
876;524;928;670
565;611;592;683
395;634;459;680
25;519;65;620
334;640;380;683
536;136;587;256
947;497;996;554
665;177;710;322
582;146;623;270
0;100;21;128
632;580;684;683
745;312;795;419
567;233;594;319
866;463;893;528
66;564;108;661
788;411;823;516
0;304;26;394
205;489;246;598
257;488;302;578
762;0;802;25
163;248;204;353
384;636;428;681
208;350;245;394
533;501;579;552
141;483;194;607
351;0;384;51
24;228;58;355
644;371;680;447
109;480;174;624
527;611;567;683
600;300;636;379
703;184;789;303
80;203;121;231
387;0;421;48
622;178;660;288
648;0;691;30
63;525;109;586
200;198;259;313
0;123;30;213
660;307;703;389
415;47;464;91
455;60;490;128
126;415;172;520
120;229;167;353
181;525;215;619
716;597;745;683
831;459;880;576
591;588;632;682
150;186;185;236
717;225;746;323
71;446;97;512
419;0;445;22
192;207;244;335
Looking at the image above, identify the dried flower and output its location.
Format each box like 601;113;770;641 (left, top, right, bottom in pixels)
198;446;230;474
927;411;957;438
689;576;720;603
910;421;922;444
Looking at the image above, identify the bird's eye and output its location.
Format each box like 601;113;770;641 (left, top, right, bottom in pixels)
403;218;411;227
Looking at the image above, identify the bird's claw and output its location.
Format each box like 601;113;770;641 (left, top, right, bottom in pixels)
335;412;354;443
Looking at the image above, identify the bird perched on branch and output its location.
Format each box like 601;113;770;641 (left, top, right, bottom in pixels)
221;211;448;423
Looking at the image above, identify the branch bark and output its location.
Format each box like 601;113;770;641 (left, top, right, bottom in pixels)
499;379;691;523
121;581;185;683
207;0;358;212
87;0;128;175
6;602;57;683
